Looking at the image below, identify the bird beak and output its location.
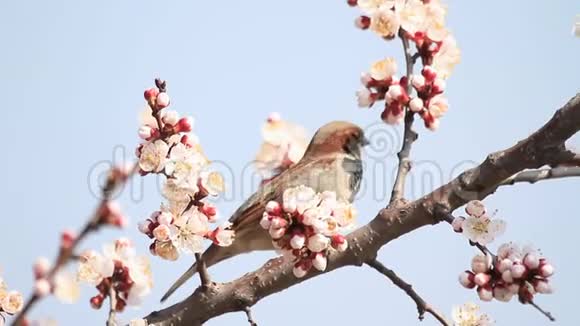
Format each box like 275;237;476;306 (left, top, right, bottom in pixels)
362;136;370;146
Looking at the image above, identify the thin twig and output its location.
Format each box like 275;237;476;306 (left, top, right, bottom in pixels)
366;259;450;326
529;300;556;322
390;31;419;205
107;286;118;326
243;307;258;326
12;165;137;326
195;253;211;288
499;166;580;186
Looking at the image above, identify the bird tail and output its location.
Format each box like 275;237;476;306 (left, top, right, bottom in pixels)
160;245;233;303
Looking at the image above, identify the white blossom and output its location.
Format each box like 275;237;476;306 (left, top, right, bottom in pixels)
451;303;494;326
139;140;169;173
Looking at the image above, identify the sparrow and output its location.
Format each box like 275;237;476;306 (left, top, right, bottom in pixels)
160;120;369;302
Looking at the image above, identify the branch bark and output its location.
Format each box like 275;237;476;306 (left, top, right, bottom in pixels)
366;259;450;325
143;93;580;325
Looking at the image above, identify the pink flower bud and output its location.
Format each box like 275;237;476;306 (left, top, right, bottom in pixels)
138;125;154;140
501;270;514;283
539;262;554;278
156;212;173;226
356;88;375;108
511;263;527;279
523;253;540;270
162;110;179;125
432;78;446;93
155;92;170;109
153;225;171;241
270;217;288;229
307;234;330;253
180;134;197;148
493;285;514;302
466;200;486;217
331;235;348;252
496;258;513;274
34;279;51;297
355;16;371;30
138;220;152;234
421;66;437;82
347;0;358;7
409;98;424;112
477;285;493;302
90;294;105;309
471;255;490;274
386;85;404;102
451;216;465;233
360;72;373;87
269;227;287;240
426;118;440;131
411;74;426;90
61;229;77;250
266;201;282;215
290;234;306;250
33;257;51;280
201;204;218;222
312;253;328;271
260;213;272;230
293;263;309;278
267;112;281;123
533;279;553;294
474;273;491;287
175;117;194;133
458;271;475;289
144;88;159;101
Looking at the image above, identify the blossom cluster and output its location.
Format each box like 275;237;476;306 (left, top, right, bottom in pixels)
254;112;308;181
451;303;494;326
136;79;234;260
260;186;356;278
77;238;152;312
452;200;506;245
31;255;80;305
0;275;24;322
459;243;555;304
350;0;460;130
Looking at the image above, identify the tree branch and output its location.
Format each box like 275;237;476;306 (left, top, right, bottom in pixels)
195;253;211;289
366;259;450;325
390;32;419;205
243;307;258;326
142;93;580;326
107;287;118;326
499;166;580;186
529;300;556;322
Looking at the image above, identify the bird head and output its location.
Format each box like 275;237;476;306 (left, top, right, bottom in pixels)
304;121;369;159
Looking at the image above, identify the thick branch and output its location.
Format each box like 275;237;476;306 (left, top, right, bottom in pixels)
144;93;580;325
390;32;418;205
366;259;450;325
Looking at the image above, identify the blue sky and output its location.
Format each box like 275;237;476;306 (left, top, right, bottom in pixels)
0;0;578;325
